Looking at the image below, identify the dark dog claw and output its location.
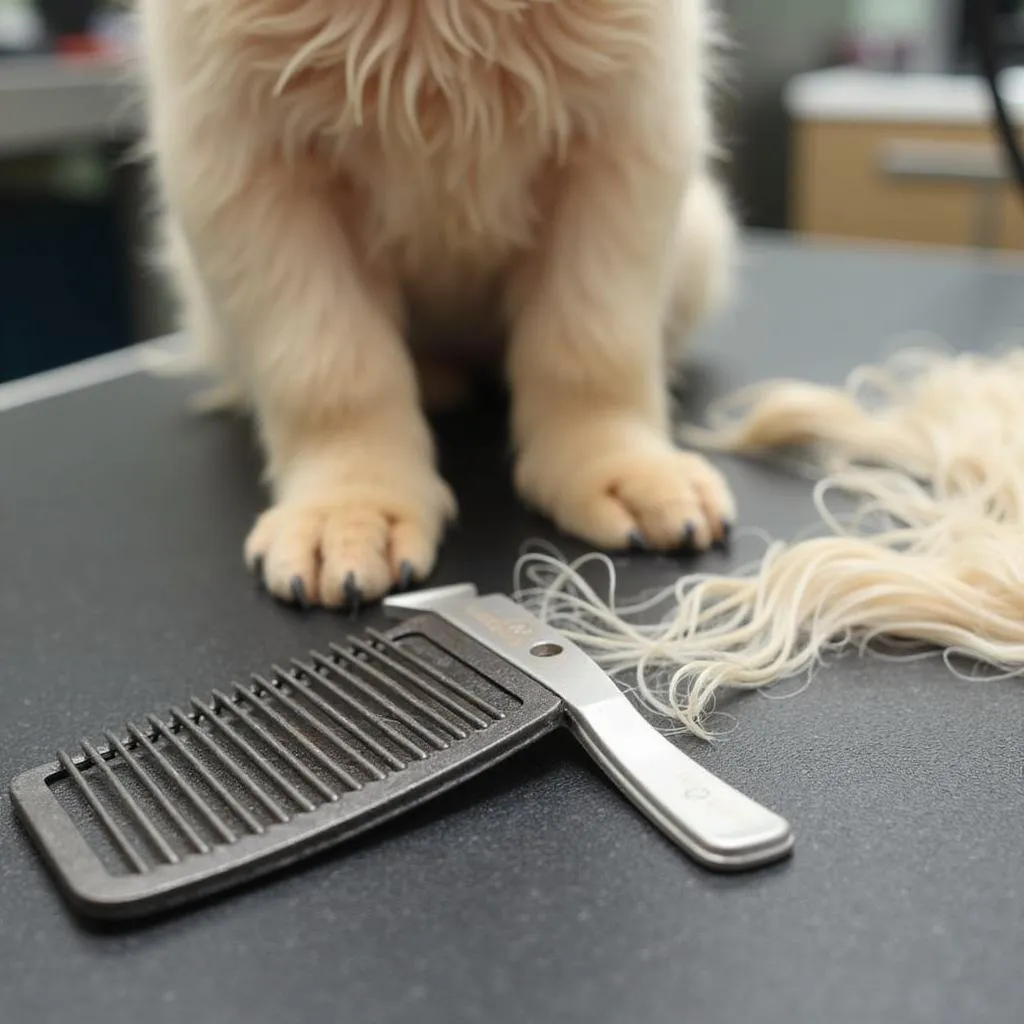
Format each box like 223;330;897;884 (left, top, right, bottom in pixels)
627;529;649;552
343;573;362;614
398;561;415;592
290;575;309;608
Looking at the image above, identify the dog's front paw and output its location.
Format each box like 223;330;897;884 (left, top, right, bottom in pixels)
245;475;456;610
518;437;735;552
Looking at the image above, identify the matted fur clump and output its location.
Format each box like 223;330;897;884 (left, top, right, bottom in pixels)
516;344;1024;739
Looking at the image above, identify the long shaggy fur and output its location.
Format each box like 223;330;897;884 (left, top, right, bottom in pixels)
140;0;737;608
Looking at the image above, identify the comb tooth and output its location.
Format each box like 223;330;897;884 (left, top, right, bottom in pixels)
187;699;311;815
311;650;449;752
291;659;428;762
278;663;409;770
221;686;351;798
365;629;505;720
80;740;180;865
127;721;237;844
159;711;278;830
282;662;413;767
336;640;470;740
350;636;490;731
57;749;149;874
254;674;385;783
106;731;211;855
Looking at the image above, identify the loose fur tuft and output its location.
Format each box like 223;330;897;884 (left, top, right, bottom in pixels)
518;344;1024;739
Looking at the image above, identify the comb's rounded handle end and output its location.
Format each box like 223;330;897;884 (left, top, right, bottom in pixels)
573;698;794;871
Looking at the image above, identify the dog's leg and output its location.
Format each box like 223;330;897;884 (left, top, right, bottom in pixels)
507;144;735;553
159;149;453;607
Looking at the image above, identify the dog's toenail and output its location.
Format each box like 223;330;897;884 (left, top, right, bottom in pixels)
398;561;415;591
290;576;309;608
628;529;649;551
343;573;363;614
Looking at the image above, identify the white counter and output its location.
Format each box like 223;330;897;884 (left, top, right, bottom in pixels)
785;66;1024;125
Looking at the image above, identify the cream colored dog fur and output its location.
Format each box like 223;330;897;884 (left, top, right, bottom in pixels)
139;0;737;608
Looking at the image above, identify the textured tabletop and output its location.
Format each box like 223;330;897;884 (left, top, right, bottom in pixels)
2;236;1024;1024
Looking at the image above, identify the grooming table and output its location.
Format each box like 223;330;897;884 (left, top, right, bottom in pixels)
2;235;1023;1024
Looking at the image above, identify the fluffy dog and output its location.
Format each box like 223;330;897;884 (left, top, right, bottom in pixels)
139;0;737;609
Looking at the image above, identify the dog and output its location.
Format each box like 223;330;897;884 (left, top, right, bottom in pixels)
138;0;737;609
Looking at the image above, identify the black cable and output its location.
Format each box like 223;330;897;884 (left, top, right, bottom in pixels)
976;0;1024;198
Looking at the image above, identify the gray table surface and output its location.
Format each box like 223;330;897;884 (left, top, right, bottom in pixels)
2;235;1024;1024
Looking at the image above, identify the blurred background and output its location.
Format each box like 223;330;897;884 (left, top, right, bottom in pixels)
0;0;1021;384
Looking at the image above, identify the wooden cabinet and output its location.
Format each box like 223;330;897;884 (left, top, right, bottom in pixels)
787;68;1024;251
